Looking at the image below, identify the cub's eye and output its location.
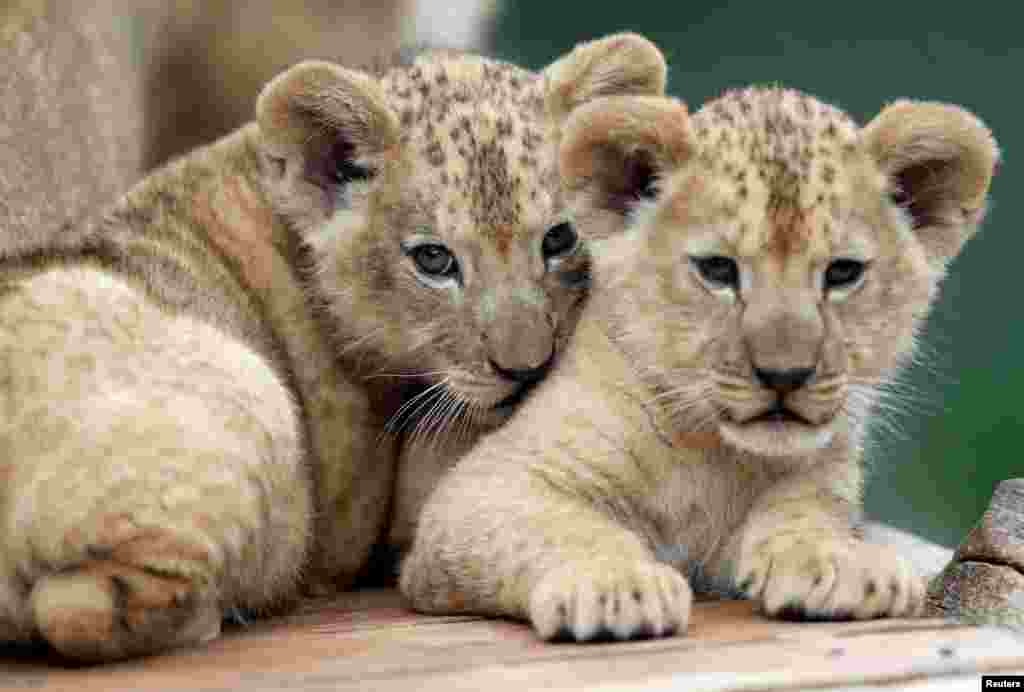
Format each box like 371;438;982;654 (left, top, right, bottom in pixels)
690;255;740;289
824;259;866;291
542;222;578;259
411;244;458;277
331;158;374;185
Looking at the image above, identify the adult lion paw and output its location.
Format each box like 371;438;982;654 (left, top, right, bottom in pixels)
529;560;691;641
738;536;925;620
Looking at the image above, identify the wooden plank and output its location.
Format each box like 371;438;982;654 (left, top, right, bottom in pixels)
2;590;1022;692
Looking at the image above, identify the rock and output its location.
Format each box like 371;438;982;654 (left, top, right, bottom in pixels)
931;562;1024;618
955;479;1024;570
927;479;1024;627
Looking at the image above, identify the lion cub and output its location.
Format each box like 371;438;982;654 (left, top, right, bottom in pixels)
401;89;998;640
0;35;664;660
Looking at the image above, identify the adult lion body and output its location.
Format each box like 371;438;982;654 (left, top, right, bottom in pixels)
0;35;666;660
401;89;998;640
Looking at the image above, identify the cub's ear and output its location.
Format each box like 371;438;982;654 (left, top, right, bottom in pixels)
863;100;999;266
559;95;692;238
543;33;667;129
256;60;400;217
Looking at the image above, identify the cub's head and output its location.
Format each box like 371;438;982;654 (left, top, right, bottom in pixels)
561;90;998;458
255;34;665;430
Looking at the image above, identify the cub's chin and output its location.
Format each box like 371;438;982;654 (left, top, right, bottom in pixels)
718;414;838;459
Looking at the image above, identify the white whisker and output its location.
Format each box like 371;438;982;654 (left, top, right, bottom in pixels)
340;327;386;356
409;388;459;449
365;368;450;381
382;378;450;439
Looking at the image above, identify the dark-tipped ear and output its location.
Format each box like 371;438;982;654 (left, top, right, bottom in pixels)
543;33;667;130
256;60;400;209
560;95;692;235
863;100;999;265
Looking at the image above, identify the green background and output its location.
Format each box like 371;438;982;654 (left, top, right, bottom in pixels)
489;1;1019;547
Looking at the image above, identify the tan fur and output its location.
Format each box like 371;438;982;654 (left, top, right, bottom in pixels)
401;90;998;641
0;35;664;660
0;1;146;258
252;34;664;553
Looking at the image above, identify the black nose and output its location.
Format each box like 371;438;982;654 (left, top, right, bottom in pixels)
754;367;815;394
490;355;553;384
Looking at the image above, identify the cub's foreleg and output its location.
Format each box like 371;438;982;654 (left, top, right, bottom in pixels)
0;268;311;660
400;445;690;642
735;462;924;620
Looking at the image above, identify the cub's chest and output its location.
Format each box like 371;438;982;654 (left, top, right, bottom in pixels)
640;448;772;574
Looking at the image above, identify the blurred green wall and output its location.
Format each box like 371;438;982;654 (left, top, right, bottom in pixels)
490;1;1019;547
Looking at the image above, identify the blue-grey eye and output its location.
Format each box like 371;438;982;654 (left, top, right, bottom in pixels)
690;255;739;288
824;259;866;290
411;244;458;277
542;222;577;259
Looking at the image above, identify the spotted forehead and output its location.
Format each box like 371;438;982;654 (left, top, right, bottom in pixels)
382;53;560;247
685;87;877;258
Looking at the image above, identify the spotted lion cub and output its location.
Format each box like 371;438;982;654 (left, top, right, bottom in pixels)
0;35;664;660
402;89;998;640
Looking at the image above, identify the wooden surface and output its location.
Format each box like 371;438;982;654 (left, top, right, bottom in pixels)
2;589;1022;691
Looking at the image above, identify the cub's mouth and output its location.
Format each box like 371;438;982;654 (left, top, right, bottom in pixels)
747;402;813;426
719;399;836;457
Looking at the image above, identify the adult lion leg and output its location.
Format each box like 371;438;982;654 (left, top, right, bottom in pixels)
0;268;311;660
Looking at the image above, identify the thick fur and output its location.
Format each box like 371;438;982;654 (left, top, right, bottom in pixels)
0;35;664;660
401;90;998;641
257;34;665;553
0;1;146;257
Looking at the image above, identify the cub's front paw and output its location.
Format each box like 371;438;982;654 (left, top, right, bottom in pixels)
529;560;691;641
738;536;924;620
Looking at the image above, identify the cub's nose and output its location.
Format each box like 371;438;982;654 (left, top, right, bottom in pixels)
489;354;553;385
754;366;815;395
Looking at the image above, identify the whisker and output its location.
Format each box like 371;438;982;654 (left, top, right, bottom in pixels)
648;384;707;404
364;369;450;381
340;327;386;356
843;384;911;444
847;376;936;416
390;381;447;424
382;379;450;439
429;392;463;448
410;387;460;449
466;401;485;443
451;398;475;450
412;390;449;442
455;398;480;449
434;392;469;449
